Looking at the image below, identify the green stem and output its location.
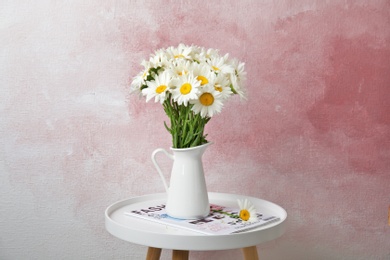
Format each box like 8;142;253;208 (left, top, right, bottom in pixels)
211;209;240;219
163;94;209;148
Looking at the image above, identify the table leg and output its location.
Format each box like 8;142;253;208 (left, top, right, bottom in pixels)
172;250;189;260
146;247;162;260
241;246;259;260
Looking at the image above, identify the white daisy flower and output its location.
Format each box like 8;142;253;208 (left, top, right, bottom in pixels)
213;73;233;100
190;44;202;54
170;60;192;77
229;59;247;99
130;60;152;94
130;71;146;94
208;55;234;74
142;70;172;104
149;48;170;68
191;63;215;86
196;47;219;63
186;44;201;60
206;48;220;59
171;72;200;106
237;199;257;222
166;43;194;60
190;84;223;118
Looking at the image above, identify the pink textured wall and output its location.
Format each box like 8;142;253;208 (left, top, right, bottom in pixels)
1;1;389;259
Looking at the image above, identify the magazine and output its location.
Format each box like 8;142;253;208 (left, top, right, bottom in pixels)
124;203;280;235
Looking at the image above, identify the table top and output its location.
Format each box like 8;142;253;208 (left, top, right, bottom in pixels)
105;192;287;251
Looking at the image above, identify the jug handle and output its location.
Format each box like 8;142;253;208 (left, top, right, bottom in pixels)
151;148;174;193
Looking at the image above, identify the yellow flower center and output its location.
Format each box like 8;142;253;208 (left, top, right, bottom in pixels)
212;66;220;71
197;75;208;85
156;85;167;94
239;209;250;221
214;84;223;92
178;70;188;76
199;93;214;106
174;54;185;59
180;83;192;95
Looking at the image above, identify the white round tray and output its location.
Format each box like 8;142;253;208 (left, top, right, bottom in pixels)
105;192;287;251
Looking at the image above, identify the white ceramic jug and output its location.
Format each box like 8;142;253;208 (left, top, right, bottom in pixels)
151;142;211;219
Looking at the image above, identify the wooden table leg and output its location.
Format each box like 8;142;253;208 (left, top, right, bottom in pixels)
172;250;189;260
146;247;162;260
241;246;259;260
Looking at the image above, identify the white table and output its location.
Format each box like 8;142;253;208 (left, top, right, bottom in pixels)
105;192;287;260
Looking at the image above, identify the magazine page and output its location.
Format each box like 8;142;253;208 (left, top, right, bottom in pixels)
125;203;280;235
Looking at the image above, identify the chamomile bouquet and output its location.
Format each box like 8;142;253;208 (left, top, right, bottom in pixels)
131;44;246;148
